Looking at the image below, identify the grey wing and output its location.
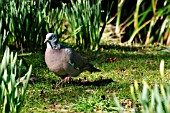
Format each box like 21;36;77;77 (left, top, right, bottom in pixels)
62;48;84;77
64;48;101;75
68;49;101;73
66;48;87;72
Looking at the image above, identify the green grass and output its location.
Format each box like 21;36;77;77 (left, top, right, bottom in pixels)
21;45;170;112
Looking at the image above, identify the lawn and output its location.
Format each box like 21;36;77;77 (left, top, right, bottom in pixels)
22;45;170;112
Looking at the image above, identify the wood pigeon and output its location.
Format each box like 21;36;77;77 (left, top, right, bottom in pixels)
44;33;101;82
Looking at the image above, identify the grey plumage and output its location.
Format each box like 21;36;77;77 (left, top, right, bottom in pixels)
44;33;100;81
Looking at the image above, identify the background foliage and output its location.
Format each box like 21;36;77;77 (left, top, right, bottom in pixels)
0;0;169;51
0;0;64;52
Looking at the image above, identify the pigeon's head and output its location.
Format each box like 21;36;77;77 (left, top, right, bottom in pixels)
44;33;60;49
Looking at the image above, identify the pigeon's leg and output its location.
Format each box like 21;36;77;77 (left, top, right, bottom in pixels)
56;75;72;87
62;75;71;83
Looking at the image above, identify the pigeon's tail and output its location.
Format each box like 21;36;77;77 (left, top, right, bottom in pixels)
85;64;101;73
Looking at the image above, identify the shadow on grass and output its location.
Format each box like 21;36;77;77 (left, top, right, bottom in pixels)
67;78;115;86
29;74;115;87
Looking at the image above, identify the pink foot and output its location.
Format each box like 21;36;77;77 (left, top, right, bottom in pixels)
62;76;71;83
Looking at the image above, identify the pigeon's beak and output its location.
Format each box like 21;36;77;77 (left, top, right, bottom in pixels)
44;39;48;43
